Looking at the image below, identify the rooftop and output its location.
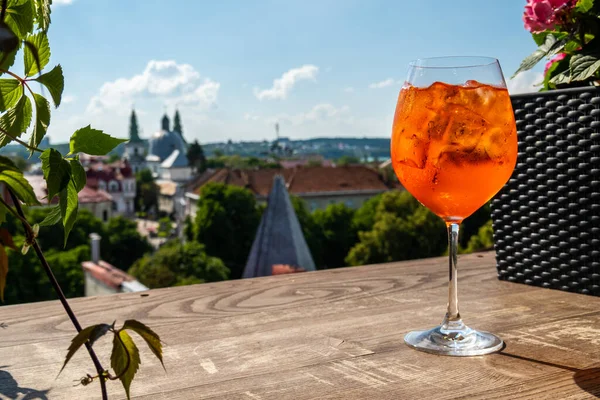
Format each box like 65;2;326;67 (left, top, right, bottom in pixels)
187;165;393;197
81;260;145;291
25;175;113;205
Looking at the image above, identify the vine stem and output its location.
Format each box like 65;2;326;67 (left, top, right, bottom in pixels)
0;68;35;98
0;125;44;153
7;190;109;400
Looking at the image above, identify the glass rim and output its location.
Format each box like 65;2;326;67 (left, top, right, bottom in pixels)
409;56;499;69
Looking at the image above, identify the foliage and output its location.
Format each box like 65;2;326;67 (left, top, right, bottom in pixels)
460;203;491;248
312;203;357;268
103;217;152;271
0;2;161;395
335;155;361;166
129;109;140;142
352;194;382;233
187;139;206;172
129;240;229;288
461;220;495;254
290;196;323;267
345;191;446;266
205;154;281;170
157;216;172;238
193;183;261;279
134;169;158;214
515;0;600;89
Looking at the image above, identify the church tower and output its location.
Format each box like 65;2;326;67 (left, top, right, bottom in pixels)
123;109;147;173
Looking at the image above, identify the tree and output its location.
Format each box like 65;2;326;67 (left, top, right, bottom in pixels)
346;191;446;266
352;194;382;233
460;203;491;248
336;155;361;166
193;183;261;279
187;140;207;173
462;220;494;254
129;241;229;288
173;110;183;137
313;204;357;269
135;169;159;214
290;196;323;267
129;109;141;142
103;217;153;270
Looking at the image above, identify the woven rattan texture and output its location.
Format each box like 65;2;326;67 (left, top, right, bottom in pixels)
491;88;600;296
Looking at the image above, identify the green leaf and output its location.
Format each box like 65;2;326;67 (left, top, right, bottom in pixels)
576;0;594;12
0;95;33;147
59;181;78;246
0;169;39;205
0;228;17;251
0;47;19;74
570;53;600;81
0;79;22;112
531;31;568;46
122;320;165;371
40;148;71;202
513;34;566;78
69;159;86;192
69;126;128;156
111;330;141;400
549;71;571;85
0;204;6;225
30;93;50;152
0;245;7;302
39;204;61;226
24;31;50;76
33;0;52;32
0;155;19;172
59;324;112;376
33;64;64;107
5;0;34;40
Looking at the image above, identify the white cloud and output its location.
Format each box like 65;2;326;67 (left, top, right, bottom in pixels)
62;95;76;104
53;0;74;5
344;87;355;93
368;78;398;89
266;103;351;126
507;70;543;95
244;113;260;121
254;65;318;100
86;60;219;114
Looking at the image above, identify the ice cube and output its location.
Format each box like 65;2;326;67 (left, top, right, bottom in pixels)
478;126;509;161
394;132;429;169
442;105;489;150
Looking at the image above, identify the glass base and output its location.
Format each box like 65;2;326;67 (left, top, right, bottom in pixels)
404;319;503;356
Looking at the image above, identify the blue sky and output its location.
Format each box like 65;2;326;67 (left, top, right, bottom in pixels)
44;0;543;144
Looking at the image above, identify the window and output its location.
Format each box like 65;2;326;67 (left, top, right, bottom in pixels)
112;201;118;211
103;210;108;222
108;181;119;193
345;200;354;208
310;202;318;212
98;181;107;191
134;148;138;156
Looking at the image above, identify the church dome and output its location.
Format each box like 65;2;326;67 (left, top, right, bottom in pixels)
146;114;188;162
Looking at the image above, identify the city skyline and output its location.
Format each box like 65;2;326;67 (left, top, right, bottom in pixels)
44;0;542;144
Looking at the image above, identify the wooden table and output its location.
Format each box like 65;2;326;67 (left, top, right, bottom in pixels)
1;251;599;399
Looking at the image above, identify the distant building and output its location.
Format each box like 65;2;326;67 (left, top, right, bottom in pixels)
243;175;315;278
145;114;192;182
82;233;148;296
123;110;146;174
184;165;395;217
86;160;136;217
25;175;114;222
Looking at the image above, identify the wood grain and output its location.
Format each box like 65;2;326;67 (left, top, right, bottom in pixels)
0;252;599;399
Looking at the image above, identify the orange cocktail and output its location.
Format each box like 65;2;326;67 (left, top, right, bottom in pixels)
391;81;517;221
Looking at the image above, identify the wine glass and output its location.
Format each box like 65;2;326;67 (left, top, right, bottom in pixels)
391;56;518;356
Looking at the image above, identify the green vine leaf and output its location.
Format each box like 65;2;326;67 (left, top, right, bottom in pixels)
122;319;165;371
33;0;52;32
69;159;86;192
24;31;50;76
576;0;594;13
111;330;141;400
33;64;63;107
40;148;71;202
0;169;39;205
69;125;128;156
39;204;61;226
0;46;19;74
59;180;78;246
0;94;33;147
0;155;19;172
30;93;50;152
0;79;23;112
0;244;7;302
4;0;34;40
59;323;112;376
512;34;566;78
570;52;600;81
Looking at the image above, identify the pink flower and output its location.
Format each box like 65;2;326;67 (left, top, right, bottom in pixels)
544;53;566;75
523;0;576;33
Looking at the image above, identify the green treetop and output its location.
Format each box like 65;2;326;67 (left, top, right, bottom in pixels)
129;109;141;143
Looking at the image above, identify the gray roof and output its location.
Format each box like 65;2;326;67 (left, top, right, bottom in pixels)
161;149;188;168
147;129;188;162
243;175;316;278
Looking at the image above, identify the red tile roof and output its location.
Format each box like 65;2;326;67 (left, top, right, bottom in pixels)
81;260;137;290
25;175;113;204
187;166;392;197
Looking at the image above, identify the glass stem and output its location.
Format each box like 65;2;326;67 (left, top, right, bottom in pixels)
445;223;461;324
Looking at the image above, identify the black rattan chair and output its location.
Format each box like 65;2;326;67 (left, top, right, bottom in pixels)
491;87;600;296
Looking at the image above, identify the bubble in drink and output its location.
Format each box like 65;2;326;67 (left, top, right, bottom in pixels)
391;81;517;220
